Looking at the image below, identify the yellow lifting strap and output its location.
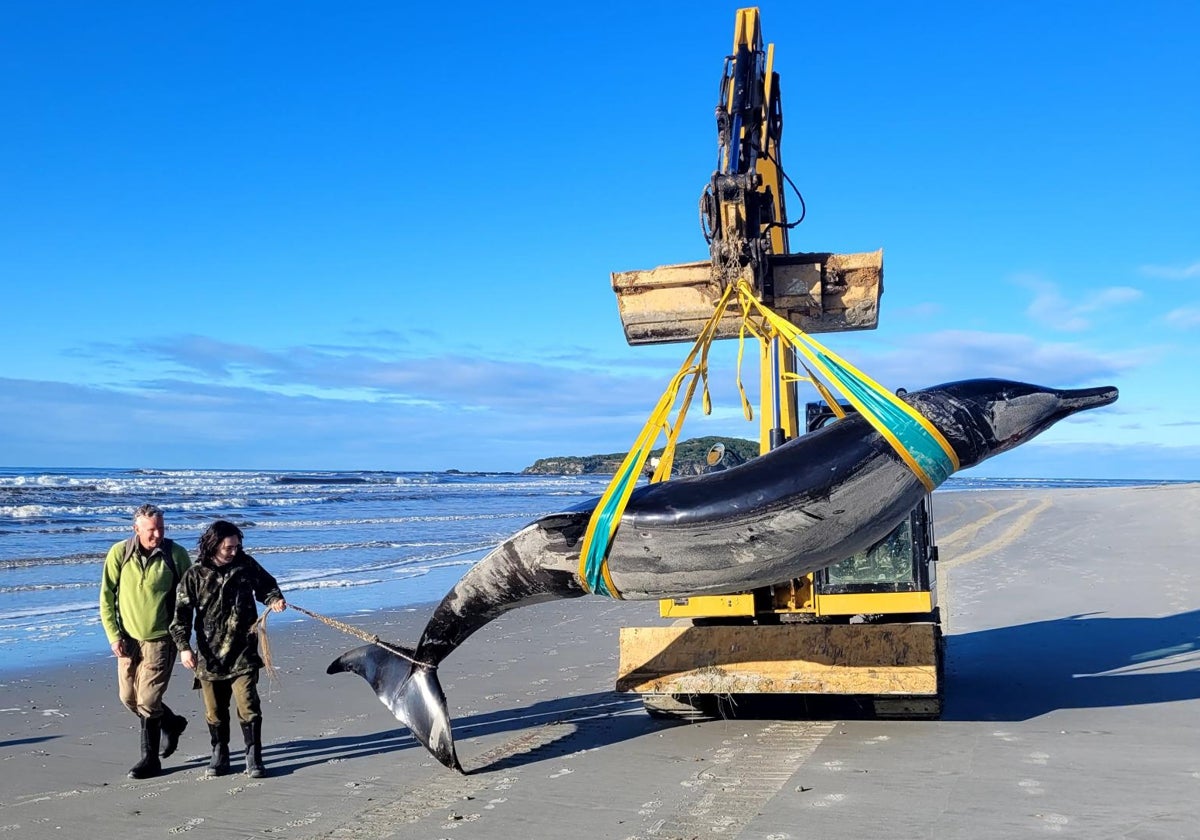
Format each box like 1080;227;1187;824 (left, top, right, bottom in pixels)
576;283;739;598
732;280;959;491
578;280;960;598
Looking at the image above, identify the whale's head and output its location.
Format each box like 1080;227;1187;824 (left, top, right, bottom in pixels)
906;378;1119;470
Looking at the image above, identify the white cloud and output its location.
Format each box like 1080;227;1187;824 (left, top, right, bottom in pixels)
845;329;1134;392
1018;275;1143;332
1164;307;1200;330
1139;261;1200;280
0;322;1168;473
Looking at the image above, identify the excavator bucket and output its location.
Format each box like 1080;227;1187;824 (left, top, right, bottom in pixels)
611;250;883;345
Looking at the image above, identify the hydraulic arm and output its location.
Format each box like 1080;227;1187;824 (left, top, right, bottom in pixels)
701;7;789;296
610;10;883;353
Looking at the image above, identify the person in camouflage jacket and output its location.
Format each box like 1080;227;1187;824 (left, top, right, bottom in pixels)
170;520;285;778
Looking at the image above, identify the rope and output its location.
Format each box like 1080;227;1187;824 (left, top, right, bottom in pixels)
289;604;426;666
251;609;281;684
252;604;427;673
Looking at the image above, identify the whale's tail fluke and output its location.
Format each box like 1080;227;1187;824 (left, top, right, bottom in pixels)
327;644;462;773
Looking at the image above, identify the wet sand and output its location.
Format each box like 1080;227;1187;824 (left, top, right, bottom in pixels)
2;485;1198;839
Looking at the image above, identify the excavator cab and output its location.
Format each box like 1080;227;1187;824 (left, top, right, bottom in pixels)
807;400;938;605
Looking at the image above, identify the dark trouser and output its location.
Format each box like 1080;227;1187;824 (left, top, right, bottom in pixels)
199;671;261;726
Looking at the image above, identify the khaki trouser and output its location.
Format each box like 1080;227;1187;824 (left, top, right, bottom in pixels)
116;638;176;719
199;671;262;726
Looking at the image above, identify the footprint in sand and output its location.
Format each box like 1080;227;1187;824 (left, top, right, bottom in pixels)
811;793;846;808
1037;812;1070;832
1019;779;1045;795
167;817;203;833
344;776;380;789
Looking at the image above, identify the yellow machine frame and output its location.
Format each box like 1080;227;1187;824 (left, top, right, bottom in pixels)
612;7;942;717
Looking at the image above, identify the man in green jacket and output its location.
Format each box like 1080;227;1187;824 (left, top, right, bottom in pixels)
99;503;192;779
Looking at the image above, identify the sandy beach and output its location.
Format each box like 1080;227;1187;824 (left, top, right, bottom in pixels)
2;484;1198;839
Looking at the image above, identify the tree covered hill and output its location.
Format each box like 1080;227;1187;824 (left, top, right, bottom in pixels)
522;436;760;476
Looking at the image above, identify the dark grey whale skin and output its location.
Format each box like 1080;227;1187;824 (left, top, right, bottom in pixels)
329;378;1117;771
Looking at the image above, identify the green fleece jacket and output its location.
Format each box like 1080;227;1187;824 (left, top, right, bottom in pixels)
99;538;192;644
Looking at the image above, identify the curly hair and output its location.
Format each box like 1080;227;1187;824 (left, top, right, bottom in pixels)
197;520;245;564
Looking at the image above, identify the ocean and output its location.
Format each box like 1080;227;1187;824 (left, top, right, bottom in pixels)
0;466;1181;674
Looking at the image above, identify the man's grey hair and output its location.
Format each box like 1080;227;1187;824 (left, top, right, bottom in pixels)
133;503;164;523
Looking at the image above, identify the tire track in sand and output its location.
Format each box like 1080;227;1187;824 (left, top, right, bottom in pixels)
312;723;576;839
637;720;834;840
937;496;1052;633
936;497;1050;566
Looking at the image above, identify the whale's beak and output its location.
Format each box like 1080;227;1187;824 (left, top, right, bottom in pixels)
1055;385;1119;415
1009;383;1120;448
957;380;1121;468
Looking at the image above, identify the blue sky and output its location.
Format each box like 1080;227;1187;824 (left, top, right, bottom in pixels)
1;1;1196;479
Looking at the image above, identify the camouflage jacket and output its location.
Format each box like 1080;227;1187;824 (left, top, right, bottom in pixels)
169;552;283;681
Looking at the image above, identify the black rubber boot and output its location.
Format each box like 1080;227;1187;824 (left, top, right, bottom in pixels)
160;706;187;759
128;716;163;779
241;720;265;778
206;721;231;778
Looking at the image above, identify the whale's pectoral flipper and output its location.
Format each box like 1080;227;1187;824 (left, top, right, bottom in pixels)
327;644;462;773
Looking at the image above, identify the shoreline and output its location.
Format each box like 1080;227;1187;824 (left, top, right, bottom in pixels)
4;480;1196;677
2;484;1198;839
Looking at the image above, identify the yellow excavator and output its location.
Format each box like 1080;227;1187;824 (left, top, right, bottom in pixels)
611;7;943;720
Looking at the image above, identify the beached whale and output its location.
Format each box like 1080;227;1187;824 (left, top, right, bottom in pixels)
328;378;1117;771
